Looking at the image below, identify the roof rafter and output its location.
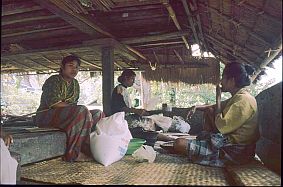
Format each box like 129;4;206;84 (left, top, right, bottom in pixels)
162;0;190;51
34;0;148;62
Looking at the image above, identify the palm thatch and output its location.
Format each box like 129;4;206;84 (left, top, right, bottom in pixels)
142;57;219;84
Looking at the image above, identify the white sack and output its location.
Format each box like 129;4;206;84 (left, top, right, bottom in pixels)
90;112;132;166
0;138;18;185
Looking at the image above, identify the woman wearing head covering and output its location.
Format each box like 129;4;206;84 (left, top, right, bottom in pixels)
173;62;260;167
35;55;105;162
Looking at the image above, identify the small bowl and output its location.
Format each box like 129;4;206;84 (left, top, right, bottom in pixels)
126;138;146;155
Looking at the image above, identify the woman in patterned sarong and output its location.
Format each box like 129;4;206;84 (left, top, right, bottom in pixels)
35;55;105;162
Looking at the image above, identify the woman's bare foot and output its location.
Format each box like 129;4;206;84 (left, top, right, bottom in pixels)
74;152;94;162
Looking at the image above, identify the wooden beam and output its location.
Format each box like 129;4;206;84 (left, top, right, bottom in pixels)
25;57;58;71
2;26;73;38
65;51;102;69
41;55;61;66
162;0;190;50
134;41;184;48
2;5;42;16
252;43;282;81
35;0;148;62
192;0;208;52
78;57;102;70
113;0;161;8
102;47;114;116
1;15;58;26
181;0;200;46
2;27;78;44
9;58;45;73
173;50;185;64
201;3;274;48
121;31;191;45
1;39;107;57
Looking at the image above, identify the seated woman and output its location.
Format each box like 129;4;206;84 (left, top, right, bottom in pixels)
35;55;105;162
111;69;174;145
173;62;260;167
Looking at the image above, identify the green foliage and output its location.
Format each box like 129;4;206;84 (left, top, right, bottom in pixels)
0;67;279;116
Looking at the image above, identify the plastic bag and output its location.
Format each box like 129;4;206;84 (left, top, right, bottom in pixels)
143;114;173;132
90;112;132;166
130;118;156;131
132;145;156;163
169;116;191;133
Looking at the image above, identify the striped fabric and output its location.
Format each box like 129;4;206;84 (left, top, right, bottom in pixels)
35;106;105;162
187;132;256;167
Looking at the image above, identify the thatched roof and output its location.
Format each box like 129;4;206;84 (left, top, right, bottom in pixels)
142;57;219;84
1;0;282;84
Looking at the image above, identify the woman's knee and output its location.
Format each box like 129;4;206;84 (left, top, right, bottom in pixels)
173;138;189;155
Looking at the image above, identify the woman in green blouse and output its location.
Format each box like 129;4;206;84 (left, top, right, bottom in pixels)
172;62;259;167
35;55;105;162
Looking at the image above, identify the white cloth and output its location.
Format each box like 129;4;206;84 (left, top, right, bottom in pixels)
117;84;132;108
0;138;18;184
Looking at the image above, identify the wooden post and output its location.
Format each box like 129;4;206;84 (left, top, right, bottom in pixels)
102;47;114;116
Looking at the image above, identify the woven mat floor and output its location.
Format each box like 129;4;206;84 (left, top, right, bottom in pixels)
21;153;228;185
226;160;281;186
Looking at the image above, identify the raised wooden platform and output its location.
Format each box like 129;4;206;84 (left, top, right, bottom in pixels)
4;126;66;166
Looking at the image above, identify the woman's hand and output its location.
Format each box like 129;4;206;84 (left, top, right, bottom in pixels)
216;83;222;114
133;108;149;116
3;134;13;147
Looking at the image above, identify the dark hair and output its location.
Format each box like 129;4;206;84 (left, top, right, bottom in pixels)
117;69;136;83
60;55;81;73
223;62;255;88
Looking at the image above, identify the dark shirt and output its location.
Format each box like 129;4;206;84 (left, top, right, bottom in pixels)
111;84;128;115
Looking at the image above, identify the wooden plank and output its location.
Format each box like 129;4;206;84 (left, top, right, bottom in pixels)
2;27;79;44
35;0;113;37
8;58;45;73
35;0;148;62
102;47;114;116
1;41;104;57
113;0;162;8
181;0;200;46
162;1;190;50
2;5;42;16
25;56;58;71
173;49;185;64
1;15;58;26
2;25;73;38
192;0;208;52
121;31;191;45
